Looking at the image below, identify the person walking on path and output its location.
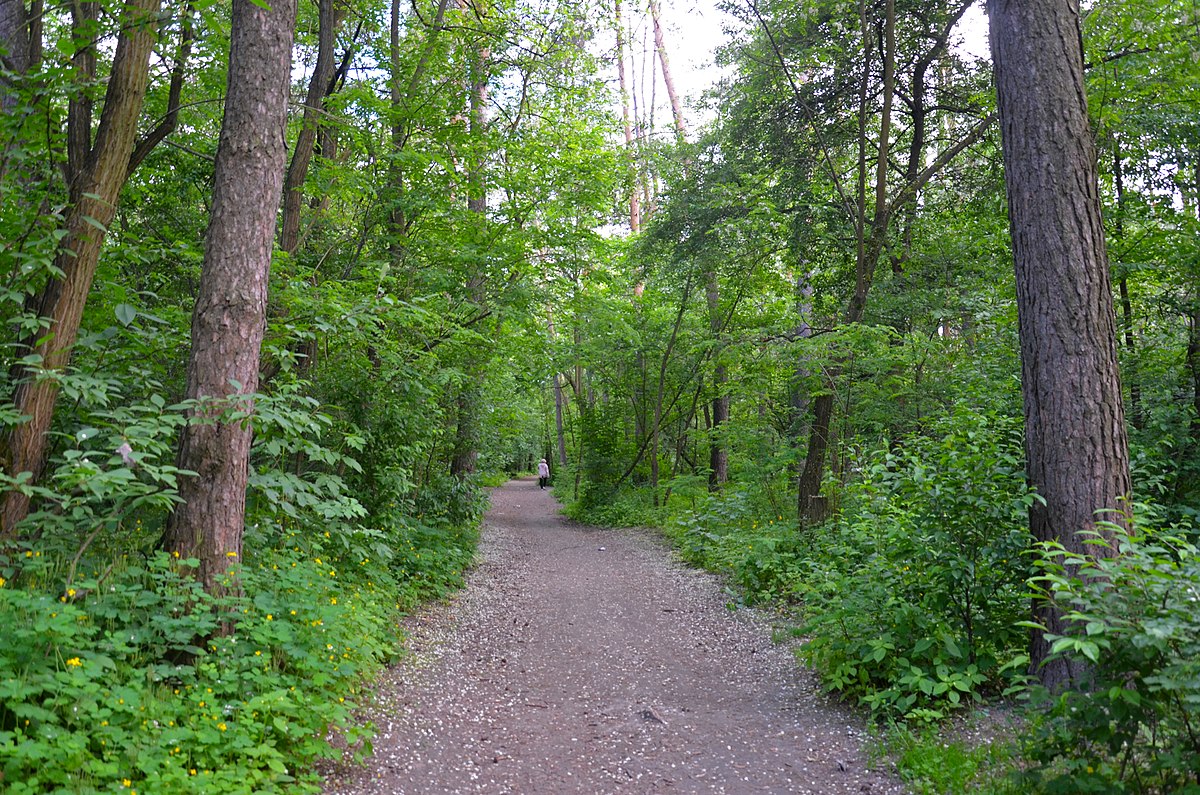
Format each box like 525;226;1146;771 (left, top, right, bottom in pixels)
537;458;550;490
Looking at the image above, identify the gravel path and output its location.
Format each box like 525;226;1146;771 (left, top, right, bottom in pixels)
323;478;905;794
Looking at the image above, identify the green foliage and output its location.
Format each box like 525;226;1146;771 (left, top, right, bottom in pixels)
0;548;385;794
666;486;803;605
796;407;1034;719
575;403;635;511
882;723;1017;795
0;366;482;794
1014;525;1200;794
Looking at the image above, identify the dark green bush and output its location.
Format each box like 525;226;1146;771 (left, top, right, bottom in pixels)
798;406;1035;719
1015;525;1200;794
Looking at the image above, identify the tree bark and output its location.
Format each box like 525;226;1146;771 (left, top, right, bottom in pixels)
127;2;195;178
1188;309;1200;441
0;0;30;112
1;0;162;538
648;0;684;142
706;272;728;489
164;0;297;594
554;373;567;467
988;0;1132;690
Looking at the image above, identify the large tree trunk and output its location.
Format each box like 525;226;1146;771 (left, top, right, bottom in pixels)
164;0;297;594
988;0;1132;690
1;0;162;538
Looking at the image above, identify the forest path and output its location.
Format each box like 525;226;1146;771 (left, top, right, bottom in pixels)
323;479;904;794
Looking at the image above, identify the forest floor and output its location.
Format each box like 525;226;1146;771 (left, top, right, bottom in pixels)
322;478;907;794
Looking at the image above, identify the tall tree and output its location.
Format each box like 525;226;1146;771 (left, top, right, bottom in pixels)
164;0;297;593
449;0;491;478
1;0;163;537
279;0;342;256
614;0;639;233
741;0;990;524
988;0;1132;688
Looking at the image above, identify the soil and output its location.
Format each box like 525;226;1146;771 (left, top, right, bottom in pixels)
322;478;906;794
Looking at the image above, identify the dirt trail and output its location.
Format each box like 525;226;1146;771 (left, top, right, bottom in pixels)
324;479;904;794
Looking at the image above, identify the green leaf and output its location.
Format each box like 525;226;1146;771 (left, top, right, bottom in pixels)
115;303;137;327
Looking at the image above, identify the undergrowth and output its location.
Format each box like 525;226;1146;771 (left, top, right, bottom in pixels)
0;380;484;794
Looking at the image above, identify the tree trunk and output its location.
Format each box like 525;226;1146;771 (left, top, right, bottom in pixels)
164;0;297;594
988;0;1132;690
788;271;814;482
1;0;162;538
280;0;340;255
1190;159;1200;443
0;0;30;113
796;0;893;522
554;373;567;467
648;0;685;142
127;3;195;178
615;0;640;233
798;390;833;526
706;274;728;489
1188;310;1200;441
1111;139;1143;430
450;1;489;478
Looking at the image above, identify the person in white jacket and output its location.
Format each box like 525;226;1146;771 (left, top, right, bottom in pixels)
537;459;550;490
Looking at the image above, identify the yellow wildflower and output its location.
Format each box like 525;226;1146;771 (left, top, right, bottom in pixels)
66;657;82;667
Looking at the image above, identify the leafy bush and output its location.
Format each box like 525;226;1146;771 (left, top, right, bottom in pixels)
0;372;483;793
666;487;803;605
798;407;1035;719
1014;525;1200;794
0;549;385;794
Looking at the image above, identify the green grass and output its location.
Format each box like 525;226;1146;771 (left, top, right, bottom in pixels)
878;722;1020;795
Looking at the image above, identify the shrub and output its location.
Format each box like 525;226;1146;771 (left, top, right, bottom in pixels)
798;406;1035;719
0;549;385;794
1014;524;1200;794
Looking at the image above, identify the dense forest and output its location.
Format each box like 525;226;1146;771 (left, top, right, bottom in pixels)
1;0;1199;790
